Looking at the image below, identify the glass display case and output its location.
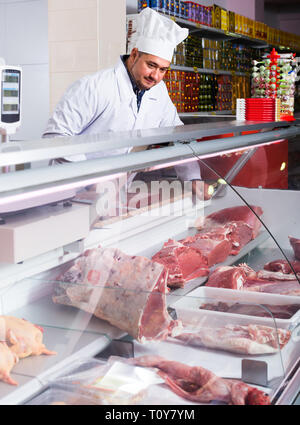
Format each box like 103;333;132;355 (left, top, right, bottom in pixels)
0;119;299;405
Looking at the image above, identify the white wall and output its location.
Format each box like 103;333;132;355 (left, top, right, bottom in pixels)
0;0;49;141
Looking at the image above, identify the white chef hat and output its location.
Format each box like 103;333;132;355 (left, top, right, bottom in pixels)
134;8;189;62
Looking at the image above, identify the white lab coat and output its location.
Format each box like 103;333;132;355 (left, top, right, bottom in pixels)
43;57;201;180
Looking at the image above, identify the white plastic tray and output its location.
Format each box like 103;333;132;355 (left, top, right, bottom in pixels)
170;286;300;328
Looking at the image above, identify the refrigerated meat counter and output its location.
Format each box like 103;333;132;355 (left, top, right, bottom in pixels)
0;119;299;405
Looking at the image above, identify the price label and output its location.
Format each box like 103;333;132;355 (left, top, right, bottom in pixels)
214;70;219;75
193;66;198;73
196;22;201;28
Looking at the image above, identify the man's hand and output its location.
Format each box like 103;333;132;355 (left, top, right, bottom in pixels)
192;180;214;201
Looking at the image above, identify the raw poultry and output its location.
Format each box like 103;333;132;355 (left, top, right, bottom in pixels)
0;316;56;385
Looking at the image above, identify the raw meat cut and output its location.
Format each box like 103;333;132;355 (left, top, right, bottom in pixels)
195;205;263;239
174;324;291;355
205;266;247;290
0;316;56;359
264;259;300;275
194;221;253;255
244;279;300;296
151;239;209;288
179;236;231;267
205;264;300;296
0;342;19;386
53;246;182;342
127;355;271;405
289;236;300;260
257;269;299;281
200;301;300;319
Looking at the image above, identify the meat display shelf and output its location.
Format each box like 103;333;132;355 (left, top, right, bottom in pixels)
0;122;299;404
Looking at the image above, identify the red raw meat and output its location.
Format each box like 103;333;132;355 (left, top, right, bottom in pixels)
174;324;291;354
257;269;299;281
152;239;209;288
180;237;231;267
205;266;247;290
264;259;300;275
289;236;300;260
244;279;300;296
127;355;271;405
197;205;263;239
53;246;181;343
195;221;253;255
205;264;300;295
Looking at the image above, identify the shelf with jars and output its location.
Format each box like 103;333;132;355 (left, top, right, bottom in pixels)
136;2;300;51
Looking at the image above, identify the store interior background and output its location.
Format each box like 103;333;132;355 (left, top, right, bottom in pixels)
0;0;299;187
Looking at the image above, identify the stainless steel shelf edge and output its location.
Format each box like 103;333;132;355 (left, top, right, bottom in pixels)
0;121;296;167
0;123;299;200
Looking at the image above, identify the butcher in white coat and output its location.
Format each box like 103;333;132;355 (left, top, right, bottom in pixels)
43;7;211;200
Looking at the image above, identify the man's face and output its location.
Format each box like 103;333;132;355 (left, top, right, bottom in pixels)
129;49;170;90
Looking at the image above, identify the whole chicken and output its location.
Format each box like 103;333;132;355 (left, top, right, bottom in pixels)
0;316;56;359
0;342;19;386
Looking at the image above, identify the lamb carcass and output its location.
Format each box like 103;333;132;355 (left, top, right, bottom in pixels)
0;342;19;386
0;316;56;359
54;246;181;342
127;355;271;405
151;239;209;288
174;324;291;355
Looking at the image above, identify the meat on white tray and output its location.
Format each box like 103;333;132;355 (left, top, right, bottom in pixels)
173;324;291;355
